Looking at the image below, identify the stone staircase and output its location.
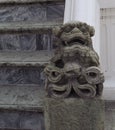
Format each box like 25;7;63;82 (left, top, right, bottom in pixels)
0;0;114;130
0;0;65;130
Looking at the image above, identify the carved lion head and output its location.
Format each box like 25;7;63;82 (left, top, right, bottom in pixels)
53;22;95;49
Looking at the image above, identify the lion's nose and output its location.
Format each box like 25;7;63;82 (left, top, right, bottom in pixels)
71;27;81;34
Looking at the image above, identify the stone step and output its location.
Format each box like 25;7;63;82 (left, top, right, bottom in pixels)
0;51;52;90
0;2;64;24
0;66;45;85
0;33;54;51
0;23;59;51
0;85;45;111
0;0;65;4
0;85;113;129
0;84;112;112
0;51;51;66
0;51;51;88
0;0;65;129
0;22;62;33
0;85;112;111
0;81;112;130
0;109;45;130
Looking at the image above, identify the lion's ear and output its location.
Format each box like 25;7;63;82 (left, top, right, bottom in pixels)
89;26;95;37
52;27;61;37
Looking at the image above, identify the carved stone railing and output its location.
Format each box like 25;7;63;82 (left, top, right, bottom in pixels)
44;22;105;130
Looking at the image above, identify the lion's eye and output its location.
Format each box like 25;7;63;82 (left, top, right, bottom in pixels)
62;41;67;46
64;26;73;33
87;72;97;78
80;26;87;33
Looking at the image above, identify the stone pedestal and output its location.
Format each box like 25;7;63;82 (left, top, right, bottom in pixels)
45;98;105;130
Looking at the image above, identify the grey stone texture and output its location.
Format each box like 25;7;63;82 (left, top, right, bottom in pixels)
0;0;65;130
0;0;65;4
105;101;115;130
45;98;105;130
47;4;65;22
44;22;104;98
0;4;46;23
0;110;45;130
0;86;45;111
0;33;53;51
0;22;62;33
0;3;64;23
0;67;44;85
0;51;52;66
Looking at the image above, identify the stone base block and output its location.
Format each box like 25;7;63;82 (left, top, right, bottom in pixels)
45;98;105;130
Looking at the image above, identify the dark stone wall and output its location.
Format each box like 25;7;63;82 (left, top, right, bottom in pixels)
0;33;54;51
0;67;45;85
0;110;45;130
0;3;64;23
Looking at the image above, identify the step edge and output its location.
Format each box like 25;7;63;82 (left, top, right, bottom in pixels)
0;51;52;66
0;22;62;33
0;0;65;4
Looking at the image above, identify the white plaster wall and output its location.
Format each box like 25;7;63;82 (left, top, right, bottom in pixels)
99;0;115;8
93;0;100;56
100;8;115;88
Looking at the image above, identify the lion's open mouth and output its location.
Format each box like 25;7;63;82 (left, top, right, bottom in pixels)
68;37;85;46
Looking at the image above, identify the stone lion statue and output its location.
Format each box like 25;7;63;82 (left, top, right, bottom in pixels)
44;22;104;98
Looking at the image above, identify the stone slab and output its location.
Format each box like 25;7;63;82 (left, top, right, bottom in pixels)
0;110;45;130
0;51;52;66
0;85;45;111
0;0;65;4
0;33;54;51
0;67;44;85
0;3;64;23
45;98;105;130
0;22;62;33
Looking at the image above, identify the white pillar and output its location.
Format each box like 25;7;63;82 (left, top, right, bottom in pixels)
64;0;100;55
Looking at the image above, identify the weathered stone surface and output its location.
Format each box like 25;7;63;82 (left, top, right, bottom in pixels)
0;4;46;23
0;66;44;85
44;22;104;98
0;3;64;23
0;1;64;130
0;33;53;51
0;85;45;110
0;22;62;33
45;98;105;130
104;101;115;130
103;100;115;130
0;0;65;4
47;4;65;22
0;51;52;66
0;110;45;130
